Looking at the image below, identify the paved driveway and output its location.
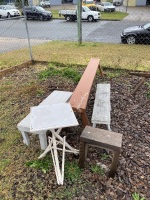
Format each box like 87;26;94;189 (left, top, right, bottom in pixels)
123;6;150;21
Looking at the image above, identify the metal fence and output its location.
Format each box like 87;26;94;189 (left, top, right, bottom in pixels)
0;1;150;60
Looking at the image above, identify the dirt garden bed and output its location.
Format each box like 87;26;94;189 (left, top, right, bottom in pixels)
0;63;149;200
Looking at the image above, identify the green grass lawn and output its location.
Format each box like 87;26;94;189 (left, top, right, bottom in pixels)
0;41;150;72
101;11;128;20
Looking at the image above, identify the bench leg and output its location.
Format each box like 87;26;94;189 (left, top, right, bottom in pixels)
79;141;86;168
109;150;120;178
107;124;111;131
81;112;90;127
92;123;96;128
39;132;47;150
85;143;89;159
98;65;104;77
21;131;30;146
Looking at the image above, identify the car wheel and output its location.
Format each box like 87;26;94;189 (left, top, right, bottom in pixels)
127;35;136;44
88;15;94;22
65;15;71;21
39;15;44;21
7;13;11;18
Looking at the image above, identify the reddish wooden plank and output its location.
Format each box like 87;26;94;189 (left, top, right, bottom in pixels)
69;58;101;112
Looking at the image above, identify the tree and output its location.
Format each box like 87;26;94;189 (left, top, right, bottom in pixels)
15;0;29;8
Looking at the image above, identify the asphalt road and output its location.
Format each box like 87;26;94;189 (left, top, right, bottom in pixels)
0;18;149;53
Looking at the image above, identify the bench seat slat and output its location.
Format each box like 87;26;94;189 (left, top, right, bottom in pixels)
17;90;73;150
17;90;72;132
92;84;111;126
69;58;100;112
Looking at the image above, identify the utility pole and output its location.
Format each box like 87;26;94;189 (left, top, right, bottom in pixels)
77;0;82;45
126;0;129;12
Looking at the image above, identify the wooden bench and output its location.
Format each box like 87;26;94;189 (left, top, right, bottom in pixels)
17;58;102;149
79;126;122;177
91;83;111;131
69;58;103;126
17;90;72;150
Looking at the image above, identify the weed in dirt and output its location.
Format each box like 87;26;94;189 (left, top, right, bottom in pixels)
144;81;150;99
36;89;45;97
132;192;145;200
38;64;81;83
91;164;105;176
106;70;124;78
26;155;53;173
127;84;132;92
101;153;110;160
24;81;35;86
50;180;87;200
0;159;10;172
52;187;76;200
4;81;13;85
64;161;82;182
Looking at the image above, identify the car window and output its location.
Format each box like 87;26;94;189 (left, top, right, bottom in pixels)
25;7;31;11
143;23;150;29
83;6;91;12
5;5;14;10
36;6;45;12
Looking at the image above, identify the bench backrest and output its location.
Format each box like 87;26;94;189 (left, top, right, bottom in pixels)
69;58;102;113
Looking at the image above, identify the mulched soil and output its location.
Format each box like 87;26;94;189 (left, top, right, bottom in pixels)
0;64;150;200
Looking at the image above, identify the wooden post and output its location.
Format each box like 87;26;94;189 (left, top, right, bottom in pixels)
81;111;91;127
79;141;86;168
98;64;104;77
129;71;150;95
132;77;146;95
129;72;150;78
109;150;120;178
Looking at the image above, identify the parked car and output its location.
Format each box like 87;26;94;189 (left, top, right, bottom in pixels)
82;0;97;11
113;0;123;6
96;2;116;12
121;23;150;44
0;5;20;18
24;6;52;21
146;0;150;5
59;6;101;22
40;0;51;8
7;3;17;9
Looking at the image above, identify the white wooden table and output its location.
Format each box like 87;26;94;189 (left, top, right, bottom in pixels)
30;103;79;185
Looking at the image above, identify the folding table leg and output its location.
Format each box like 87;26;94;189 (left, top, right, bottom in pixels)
61;136;66;185
52;134;62;184
51;129;78;154
39;132;47;150
21;131;30;146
